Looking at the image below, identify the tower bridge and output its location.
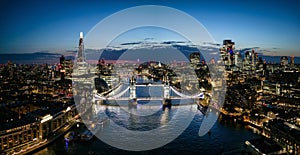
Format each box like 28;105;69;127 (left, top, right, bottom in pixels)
94;80;205;106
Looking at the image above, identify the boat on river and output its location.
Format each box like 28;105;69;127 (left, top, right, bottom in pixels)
80;118;110;141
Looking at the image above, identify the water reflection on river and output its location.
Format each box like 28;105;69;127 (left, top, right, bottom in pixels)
34;103;260;155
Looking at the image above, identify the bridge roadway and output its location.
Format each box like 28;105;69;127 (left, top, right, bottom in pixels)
105;97;198;101
135;83;164;87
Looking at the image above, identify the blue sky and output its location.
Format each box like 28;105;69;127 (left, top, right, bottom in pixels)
0;0;299;56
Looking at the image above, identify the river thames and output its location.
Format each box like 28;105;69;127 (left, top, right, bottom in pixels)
34;103;260;155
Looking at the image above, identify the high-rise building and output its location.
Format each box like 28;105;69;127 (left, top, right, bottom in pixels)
222;40;235;66
189;52;200;65
77;32;85;62
280;56;288;66
74;32;90;76
251;50;255;66
58;55;72;80
59;55;65;80
244;51;250;65
234;51;242;67
291;56;295;67
255;52;259;65
223;40;235;50
7;60;13;79
60;55;65;64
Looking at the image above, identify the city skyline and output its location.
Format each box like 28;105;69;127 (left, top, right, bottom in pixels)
1;11;300;154
0;0;300;56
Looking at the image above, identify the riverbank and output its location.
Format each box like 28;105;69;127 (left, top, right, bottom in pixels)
21;122;75;155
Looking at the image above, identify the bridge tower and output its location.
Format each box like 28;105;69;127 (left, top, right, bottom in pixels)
163;83;170;99
129;76;136;100
163;82;171;106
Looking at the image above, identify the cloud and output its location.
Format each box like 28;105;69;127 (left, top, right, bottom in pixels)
120;42;142;45
237;47;261;54
162;41;186;44
203;42;221;46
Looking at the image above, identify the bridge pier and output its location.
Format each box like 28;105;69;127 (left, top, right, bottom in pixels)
163;98;172;106
162;101;172;111
128;98;137;107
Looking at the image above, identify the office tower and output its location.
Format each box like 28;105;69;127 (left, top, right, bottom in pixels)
7;60;13;79
223;40;235;66
77;32;85;62
280;56;288;66
234;51;242;67
251;50;255;66
189;52;200;65
255;52;259;65
245;51;250;65
59;55;65;80
291;56;295;67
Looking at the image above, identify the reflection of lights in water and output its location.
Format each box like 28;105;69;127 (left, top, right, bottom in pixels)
160;108;169;125
65;141;69;151
246;125;261;134
137;104;141;110
13;139;48;154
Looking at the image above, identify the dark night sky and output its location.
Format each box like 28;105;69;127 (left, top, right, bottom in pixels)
0;0;299;56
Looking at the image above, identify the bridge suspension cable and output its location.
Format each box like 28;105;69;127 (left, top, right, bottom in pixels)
107;86;130;99
170;86;203;99
94;93;106;100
